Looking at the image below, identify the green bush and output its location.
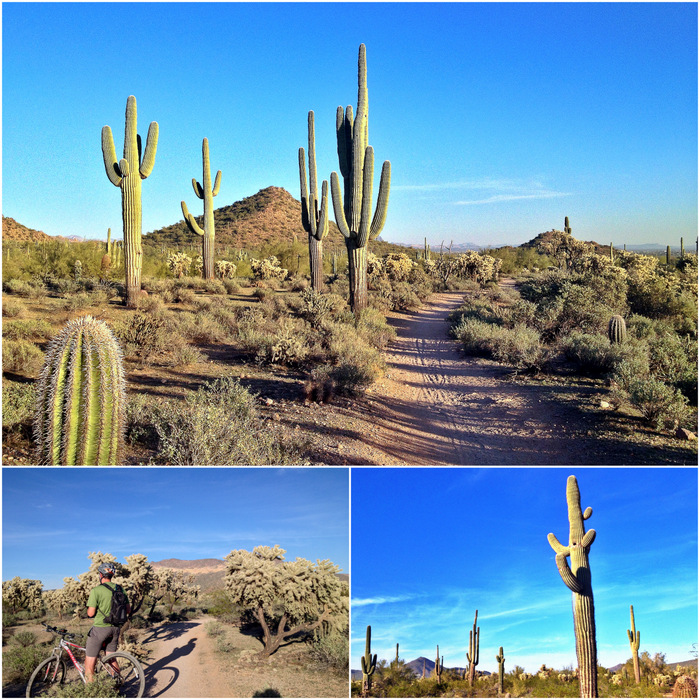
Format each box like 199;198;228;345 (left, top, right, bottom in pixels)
2;644;50;685
2;381;36;430
3;318;54;340
2;297;25;317
2;339;44;374
51;677;123;698
112;313;173;360
626;377;690;430
255;319;310;366
355;308;397;350
561;332;620;374
309;629;348;672
10;630;37;647
144;377;298;465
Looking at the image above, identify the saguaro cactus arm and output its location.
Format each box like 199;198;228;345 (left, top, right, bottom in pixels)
139;121;159;178
181;201;205;236
627;605;640;648
101;127;125;187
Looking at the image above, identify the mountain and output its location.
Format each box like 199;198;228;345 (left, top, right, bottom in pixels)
2;216;52;242
144;186;347;251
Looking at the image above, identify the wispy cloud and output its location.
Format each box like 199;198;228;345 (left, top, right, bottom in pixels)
352;594;420;607
455;191;572;206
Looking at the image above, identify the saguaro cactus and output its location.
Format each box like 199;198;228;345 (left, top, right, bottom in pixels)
608;315;627;344
101;95;158;307
496;646;505;694
181;138;222;280
331;43;391;314
565;216;572;236
467;609;480;685
680;237;685;258
299;111;329;291
395;643;399;666
627;605;641;684
434;645;443;683
547;475;598;698
667;245;672;266
361;625;377;697
101;228;112;278
34;316;125;465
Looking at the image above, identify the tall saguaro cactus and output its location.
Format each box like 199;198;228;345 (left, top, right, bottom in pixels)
467;609;480;685
34;316;126;465
101;95;158;307
299;111;329;291
361;625;377;697
331;43;391;313
627;605;641;684
564;216;572;236
434;645;443;683
547;475;598;698
496;646;505;695
182;138;222;280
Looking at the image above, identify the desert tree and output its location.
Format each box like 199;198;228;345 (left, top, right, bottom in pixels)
224;544;347;658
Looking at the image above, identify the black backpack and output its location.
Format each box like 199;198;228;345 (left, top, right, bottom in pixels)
100;583;129;626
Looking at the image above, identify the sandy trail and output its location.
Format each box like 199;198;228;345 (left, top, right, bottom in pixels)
355;289;579;465
141;618;230;698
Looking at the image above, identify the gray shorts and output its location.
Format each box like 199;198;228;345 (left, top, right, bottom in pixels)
86;625;120;657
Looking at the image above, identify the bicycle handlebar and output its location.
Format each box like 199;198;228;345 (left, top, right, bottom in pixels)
43;622;77;640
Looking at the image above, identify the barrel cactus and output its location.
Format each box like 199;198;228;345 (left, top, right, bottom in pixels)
672;675;698;698
608;315;627;344
34;316;125;465
547;475;598;698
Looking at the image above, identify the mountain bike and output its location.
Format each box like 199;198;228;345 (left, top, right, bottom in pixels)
26;623;145;698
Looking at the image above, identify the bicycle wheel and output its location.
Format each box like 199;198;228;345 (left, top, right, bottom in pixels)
26;656;66;697
98;651;145;698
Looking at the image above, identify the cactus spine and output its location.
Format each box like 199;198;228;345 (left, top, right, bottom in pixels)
181;138;221;280
547;475;598;698
608;315;627;344
34;316;125;465
101;95;158;307
361;625;377;697
627;605;641;684
467;609;480;685
299;111;329;291
331;43;391;314
434;645;443;683
496;646;505;694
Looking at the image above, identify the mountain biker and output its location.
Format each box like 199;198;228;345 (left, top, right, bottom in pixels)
85;562;131;683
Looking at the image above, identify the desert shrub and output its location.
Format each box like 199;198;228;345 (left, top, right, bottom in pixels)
178;311;230;344
2;297;25;317
3;318;54;340
297;287;339;324
166;344;206;367
135;293;164;313
10;630;37;647
3;278;47;298
2;644;50;685
205;620;225;637
354;308;397;350
172;287;197;305
388;281;422;310
561;332;621;374
112;313;172;360
308;629;349;672
255;319;310;366
200;279;227;295
51;677;124;698
2;382;36;431
502;298;538;328
626;377;690;430
253;287;272;303
145;377;297;465
2;339;44;374
222;278;240;294
648;333;698;401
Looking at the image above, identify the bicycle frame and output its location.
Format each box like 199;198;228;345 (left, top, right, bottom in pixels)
51;638;88;683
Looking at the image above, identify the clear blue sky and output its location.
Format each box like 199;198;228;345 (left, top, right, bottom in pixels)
2;3;697;248
2;467;349;589
351;468;698;673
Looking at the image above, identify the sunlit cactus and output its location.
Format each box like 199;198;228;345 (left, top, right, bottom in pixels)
331;43;391;313
34;316;125;465
299;111;329;291
467;609;480;685
565;216;572;236
547;475;598;698
627;605;641;684
608;315;627;344
496;646;505;694
434;645;443;682
181;137;222;280
101;95;158;307
361;625;377;697
672;675;698;698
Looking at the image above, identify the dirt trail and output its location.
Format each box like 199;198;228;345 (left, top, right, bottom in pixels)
354;289;582;465
141;618;230;698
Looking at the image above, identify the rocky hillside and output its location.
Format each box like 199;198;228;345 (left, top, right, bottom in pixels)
144;186;347;251
2;216;52;242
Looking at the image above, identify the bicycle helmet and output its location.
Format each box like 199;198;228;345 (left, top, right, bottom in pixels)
97;562;116;576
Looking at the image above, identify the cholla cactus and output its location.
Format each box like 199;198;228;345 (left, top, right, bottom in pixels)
167;251;193;279
2;577;44;614
250;256;287;281
610;674;624;686
384;253;415;281
366;252;384;277
538;664;553;680
73;259;83;281
215;260;237;279
34;316;125;466
43;588;71;620
192;254;203;277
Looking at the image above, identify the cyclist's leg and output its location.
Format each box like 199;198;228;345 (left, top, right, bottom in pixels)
85;627;112;682
102;627;121;675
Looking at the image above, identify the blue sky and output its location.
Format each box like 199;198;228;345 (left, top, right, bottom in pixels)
2;467;349;588
351;468;698;673
2;3;697;248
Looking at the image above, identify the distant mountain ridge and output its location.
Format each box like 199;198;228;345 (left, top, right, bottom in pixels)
2;216;52;242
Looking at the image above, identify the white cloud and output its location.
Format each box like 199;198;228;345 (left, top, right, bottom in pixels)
352;594;419;607
455;191;572;206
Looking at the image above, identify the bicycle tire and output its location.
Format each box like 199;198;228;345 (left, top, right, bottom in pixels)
99;651;145;698
26;656;67;698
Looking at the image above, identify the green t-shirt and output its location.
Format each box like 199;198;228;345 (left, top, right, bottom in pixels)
87;583;126;628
